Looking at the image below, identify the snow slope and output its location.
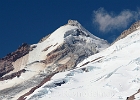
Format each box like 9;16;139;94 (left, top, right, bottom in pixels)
26;27;140;100
27;20;109;64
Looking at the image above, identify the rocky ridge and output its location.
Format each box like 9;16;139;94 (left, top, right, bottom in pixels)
0;43;30;77
114;20;140;43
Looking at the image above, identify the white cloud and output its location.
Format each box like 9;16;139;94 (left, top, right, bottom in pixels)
93;8;140;33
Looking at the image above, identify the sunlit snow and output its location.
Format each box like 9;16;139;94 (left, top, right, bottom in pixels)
26;27;140;100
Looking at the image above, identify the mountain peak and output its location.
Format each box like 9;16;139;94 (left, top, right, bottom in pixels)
0;19;109;100
67;19;81;26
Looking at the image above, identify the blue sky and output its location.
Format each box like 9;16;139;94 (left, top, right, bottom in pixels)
0;0;140;57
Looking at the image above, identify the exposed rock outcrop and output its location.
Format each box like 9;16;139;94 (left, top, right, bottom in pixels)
126;89;140;100
114;21;140;43
0;43;30;77
1;43;30;62
0;60;14;77
68;20;80;26
0;69;26;81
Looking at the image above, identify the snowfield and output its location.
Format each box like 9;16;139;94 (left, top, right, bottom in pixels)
25;29;140;99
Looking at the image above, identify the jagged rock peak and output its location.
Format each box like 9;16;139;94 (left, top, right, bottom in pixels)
67;19;81;26
113;20;140;43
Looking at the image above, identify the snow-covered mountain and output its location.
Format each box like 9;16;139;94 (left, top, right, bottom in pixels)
0;20;109;100
24;21;140;100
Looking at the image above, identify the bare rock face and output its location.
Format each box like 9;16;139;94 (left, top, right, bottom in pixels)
0;60;14;77
0;43;30;77
114;21;140;43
